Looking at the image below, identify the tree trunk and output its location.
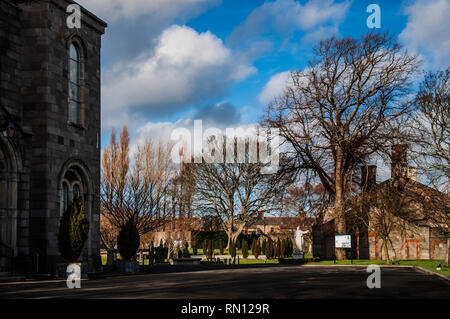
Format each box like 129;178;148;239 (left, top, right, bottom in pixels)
226;228;233;250
334;147;347;260
383;239;390;265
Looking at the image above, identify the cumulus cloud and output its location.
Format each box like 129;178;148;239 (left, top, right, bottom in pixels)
227;0;350;47
77;0;221;62
192;102;242;127
76;0;220;22
259;71;291;104
102;25;256;130
399;0;450;69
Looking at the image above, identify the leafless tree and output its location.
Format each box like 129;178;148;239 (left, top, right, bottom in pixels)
408;68;449;266
193;136;285;248
101;126;175;236
263;32;419;259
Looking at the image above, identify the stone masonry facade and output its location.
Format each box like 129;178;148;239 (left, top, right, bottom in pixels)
0;0;106;276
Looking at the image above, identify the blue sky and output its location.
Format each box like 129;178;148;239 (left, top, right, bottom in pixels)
76;0;449;149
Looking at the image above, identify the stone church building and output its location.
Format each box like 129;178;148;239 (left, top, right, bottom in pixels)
0;0;106;276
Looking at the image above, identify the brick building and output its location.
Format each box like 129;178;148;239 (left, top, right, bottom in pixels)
312;145;449;260
0;0;106;276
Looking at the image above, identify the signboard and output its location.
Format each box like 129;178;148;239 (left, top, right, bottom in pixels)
335;235;351;248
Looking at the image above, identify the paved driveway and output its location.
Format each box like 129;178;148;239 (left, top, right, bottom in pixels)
0;265;448;299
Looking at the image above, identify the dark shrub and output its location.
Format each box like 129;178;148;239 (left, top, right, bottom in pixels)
193;242;198;255
58;197;89;262
265;239;273;259
242;239;249;258
280;238;285;258
252;239;259;259
219;239;224;255
117;220;140;261
203;240;208;255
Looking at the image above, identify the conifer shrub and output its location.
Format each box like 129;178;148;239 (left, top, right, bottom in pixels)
265;239;274;259
58;197;90;262
242;239;249;258
117;220;140;261
280;238;285;258
252;239;259;259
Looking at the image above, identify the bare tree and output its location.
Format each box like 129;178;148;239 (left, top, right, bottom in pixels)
99;212;119;249
409;68;449;266
412;68;449;185
193;137;284;249
263;32;419;259
101;126;175;236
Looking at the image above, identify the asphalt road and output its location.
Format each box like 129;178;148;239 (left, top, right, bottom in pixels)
0;265;448;299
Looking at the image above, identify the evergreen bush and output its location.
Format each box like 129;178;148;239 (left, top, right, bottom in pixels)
275;238;280;258
280;238;285;258
252;239;259;259
242;239;249;258
265;239;273;259
58;197;90;262
117;220;140;261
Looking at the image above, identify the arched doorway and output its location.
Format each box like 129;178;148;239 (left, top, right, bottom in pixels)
0;136;19;272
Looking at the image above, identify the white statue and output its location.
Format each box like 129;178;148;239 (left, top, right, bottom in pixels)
294;227;309;252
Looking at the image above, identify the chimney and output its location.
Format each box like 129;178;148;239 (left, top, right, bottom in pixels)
391;144;408;180
258;210;265;219
360;165;377;191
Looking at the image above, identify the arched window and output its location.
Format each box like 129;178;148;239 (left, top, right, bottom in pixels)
61;183;68;215
69;43;81;124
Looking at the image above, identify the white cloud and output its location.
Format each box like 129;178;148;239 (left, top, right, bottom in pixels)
399;0;450;69
76;0;220;21
102;25;256;130
227;0;350;46
259;71;291;104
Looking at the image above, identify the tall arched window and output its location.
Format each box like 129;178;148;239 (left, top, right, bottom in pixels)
69;43;81;124
61;183;68;215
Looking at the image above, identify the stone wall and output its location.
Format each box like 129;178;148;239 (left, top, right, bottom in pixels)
0;0;106;275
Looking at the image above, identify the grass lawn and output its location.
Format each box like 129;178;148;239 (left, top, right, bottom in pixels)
236;258;279;264
306;259;450;277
